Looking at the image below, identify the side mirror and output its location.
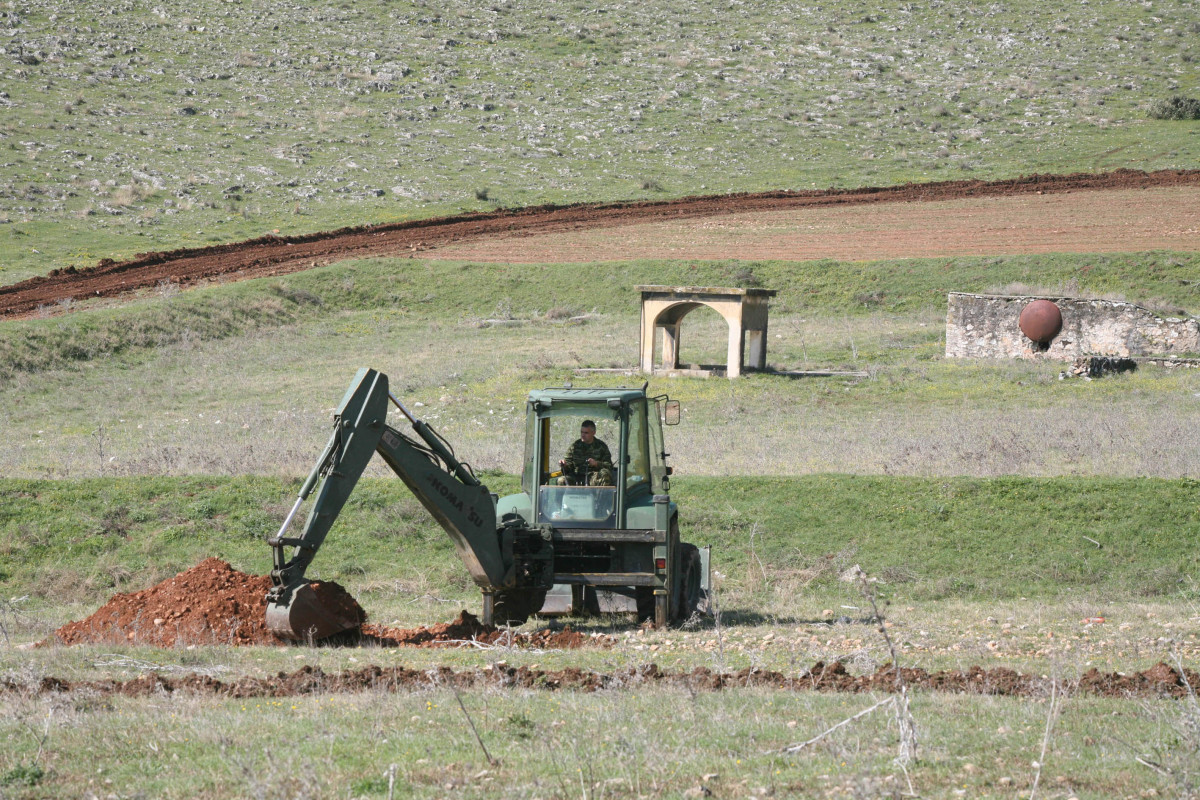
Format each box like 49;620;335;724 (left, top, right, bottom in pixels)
664;399;681;426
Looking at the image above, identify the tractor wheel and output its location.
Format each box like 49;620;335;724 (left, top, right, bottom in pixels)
673;544;703;623
635;587;656;622
491;588;547;627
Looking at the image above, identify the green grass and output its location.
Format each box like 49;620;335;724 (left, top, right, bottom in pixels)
3;252;1199;482
2;474;1196;624
2;0;1198;285
5;250;1200;381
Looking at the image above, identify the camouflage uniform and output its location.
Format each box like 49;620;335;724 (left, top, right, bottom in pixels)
558;438;614;486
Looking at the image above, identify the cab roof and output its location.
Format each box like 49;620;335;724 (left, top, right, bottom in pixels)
527;387;647;405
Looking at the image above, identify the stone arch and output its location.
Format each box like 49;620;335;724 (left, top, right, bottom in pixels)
638;286;776;378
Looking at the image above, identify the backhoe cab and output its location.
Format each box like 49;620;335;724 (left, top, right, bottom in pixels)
265;369;708;641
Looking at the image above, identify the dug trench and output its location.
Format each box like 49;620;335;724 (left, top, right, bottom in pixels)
19;559;1200;701
7;657;1198;702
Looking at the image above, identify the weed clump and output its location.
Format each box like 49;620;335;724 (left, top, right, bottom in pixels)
1;763;45;788
544;306;575;320
1147;95;1200;120
731;265;762;288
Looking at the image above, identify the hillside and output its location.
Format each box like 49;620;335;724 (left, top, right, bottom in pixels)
2;0;1197;285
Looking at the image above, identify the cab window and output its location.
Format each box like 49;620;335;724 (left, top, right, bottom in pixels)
649;399;669;494
625;399;651;495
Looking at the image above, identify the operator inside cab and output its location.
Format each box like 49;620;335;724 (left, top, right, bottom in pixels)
556;420;613;486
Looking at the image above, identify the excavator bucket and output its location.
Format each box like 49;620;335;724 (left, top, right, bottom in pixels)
265;583;363;641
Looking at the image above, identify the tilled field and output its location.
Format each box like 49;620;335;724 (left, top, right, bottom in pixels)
3;168;1197;319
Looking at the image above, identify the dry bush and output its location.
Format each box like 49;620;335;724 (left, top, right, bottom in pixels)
544;306;575;320
1132;654;1200;797
29;567;92;606
108;181;156;207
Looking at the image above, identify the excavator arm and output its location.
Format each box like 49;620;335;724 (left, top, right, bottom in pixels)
265;368;527;640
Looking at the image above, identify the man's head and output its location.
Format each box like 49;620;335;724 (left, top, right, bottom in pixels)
580;421;596;442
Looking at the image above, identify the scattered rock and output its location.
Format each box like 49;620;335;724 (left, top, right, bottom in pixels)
838;565;865;583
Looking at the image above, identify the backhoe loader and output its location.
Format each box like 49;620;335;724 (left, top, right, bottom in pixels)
265;368;709;640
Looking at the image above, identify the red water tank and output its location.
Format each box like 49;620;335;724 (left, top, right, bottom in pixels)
1018;299;1062;344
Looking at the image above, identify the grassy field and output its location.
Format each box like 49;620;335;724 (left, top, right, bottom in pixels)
2;251;1198;800
3;252;1199;480
3;0;1200;796
2;0;1198;285
2;473;1199;628
1;252;1198;797
2;467;1199;800
2;473;1198;798
1;686;1194;800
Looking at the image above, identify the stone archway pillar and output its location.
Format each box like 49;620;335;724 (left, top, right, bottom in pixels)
661;320;682;370
637;285;777;378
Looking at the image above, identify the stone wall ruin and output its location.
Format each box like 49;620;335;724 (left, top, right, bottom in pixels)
945;292;1200;360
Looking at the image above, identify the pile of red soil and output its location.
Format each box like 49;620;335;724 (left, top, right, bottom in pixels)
50;558;360;647
49;558;601;650
10;661;1197;700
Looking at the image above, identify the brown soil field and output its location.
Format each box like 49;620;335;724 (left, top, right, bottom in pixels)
2;168;1198;318
432;185;1200;263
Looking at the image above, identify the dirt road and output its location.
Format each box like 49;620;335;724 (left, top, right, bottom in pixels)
3;169;1197;319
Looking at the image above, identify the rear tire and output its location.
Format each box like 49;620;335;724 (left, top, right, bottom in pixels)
673;544;702;623
636;587;656;621
491;588;547;627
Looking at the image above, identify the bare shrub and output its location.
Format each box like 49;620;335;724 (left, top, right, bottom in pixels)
880;565;918;584
29;567;92;605
732;265;762;288
109;181;154;207
1130;653;1200;795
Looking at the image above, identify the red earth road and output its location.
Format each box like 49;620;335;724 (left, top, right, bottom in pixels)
2;169;1198;319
